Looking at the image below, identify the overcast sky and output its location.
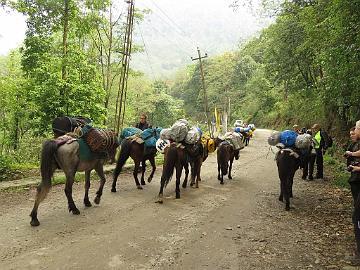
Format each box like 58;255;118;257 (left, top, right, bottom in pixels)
0;7;27;56
0;0;269;56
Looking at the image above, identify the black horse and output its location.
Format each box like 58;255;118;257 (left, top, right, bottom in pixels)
182;139;210;189
52;116;91;138
276;148;301;211
216;138;239;184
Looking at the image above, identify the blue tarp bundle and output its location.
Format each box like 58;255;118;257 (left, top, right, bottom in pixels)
280;130;298;147
142;127;162;148
119;127;163;148
234;127;251;133
118;127;142;144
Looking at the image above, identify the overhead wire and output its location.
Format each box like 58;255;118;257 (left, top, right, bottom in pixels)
148;0;199;48
138;1;196;55
136;21;158;80
144;18;194;60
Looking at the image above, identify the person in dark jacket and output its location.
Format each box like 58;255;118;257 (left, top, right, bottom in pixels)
345;127;360;266
302;129;316;180
135;113;151;131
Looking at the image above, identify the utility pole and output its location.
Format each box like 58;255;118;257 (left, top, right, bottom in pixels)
114;0;135;133
191;47;212;137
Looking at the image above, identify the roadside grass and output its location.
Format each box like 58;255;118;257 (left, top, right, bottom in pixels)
324;146;350;189
2;154;164;192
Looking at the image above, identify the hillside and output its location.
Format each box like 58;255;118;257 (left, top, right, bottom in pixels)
132;0;270;77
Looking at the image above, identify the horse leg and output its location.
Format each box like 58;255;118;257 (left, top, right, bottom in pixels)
147;156;156;183
190;161;196;187
228;157;234;180
175;164;182;199
182;162;189;188
195;159;201;188
94;162;106;205
197;159;203;185
133;161;143;190
83;170;92;207
111;157;122;193
30;182;52;227
284;181;291;211
217;163;221;181
279;180;284;202
140;160;146;186
64;173;80;215
158;179;165;204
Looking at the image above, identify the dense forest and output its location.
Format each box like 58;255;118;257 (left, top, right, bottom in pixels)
0;0;359;177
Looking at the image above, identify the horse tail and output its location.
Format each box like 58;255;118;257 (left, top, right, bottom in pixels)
217;144;228;176
39;140;58;193
162;145;178;187
115;139;131;173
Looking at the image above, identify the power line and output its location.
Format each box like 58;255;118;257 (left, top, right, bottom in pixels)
148;0;198;46
136;21;157;80
139;1;196;53
144;19;193;59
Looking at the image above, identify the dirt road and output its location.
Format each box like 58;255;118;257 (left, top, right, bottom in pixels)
0;129;356;269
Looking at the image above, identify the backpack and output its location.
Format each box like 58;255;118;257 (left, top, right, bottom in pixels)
321;130;333;148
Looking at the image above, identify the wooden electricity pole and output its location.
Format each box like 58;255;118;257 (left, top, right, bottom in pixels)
191;47;212;137
114;0;135;133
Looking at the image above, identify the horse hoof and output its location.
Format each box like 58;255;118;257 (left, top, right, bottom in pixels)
176;194;180;199
141;181;146;186
111;187;117;193
71;208;80;215
285;206;290;211
190;182;194;187
84;200;92;207
30;218;40;227
196;185;199;188
182;184;187;189
220;181;224;185
94;197;101;205
156;200;163;204
228;176;232;180
137;186;143;190
217;176;221;180
147;178;152;183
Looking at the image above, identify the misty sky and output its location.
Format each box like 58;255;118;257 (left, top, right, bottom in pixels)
0;0;270;75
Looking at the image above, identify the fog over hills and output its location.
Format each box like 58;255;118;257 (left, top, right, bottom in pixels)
132;0;270;77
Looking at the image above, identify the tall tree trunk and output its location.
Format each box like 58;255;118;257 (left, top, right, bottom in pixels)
103;2;113;125
12;113;19;151
62;0;70;114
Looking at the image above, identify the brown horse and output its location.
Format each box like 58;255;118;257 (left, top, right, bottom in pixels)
111;139;157;192
30;136;117;226
157;143;189;203
216;139;239;184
